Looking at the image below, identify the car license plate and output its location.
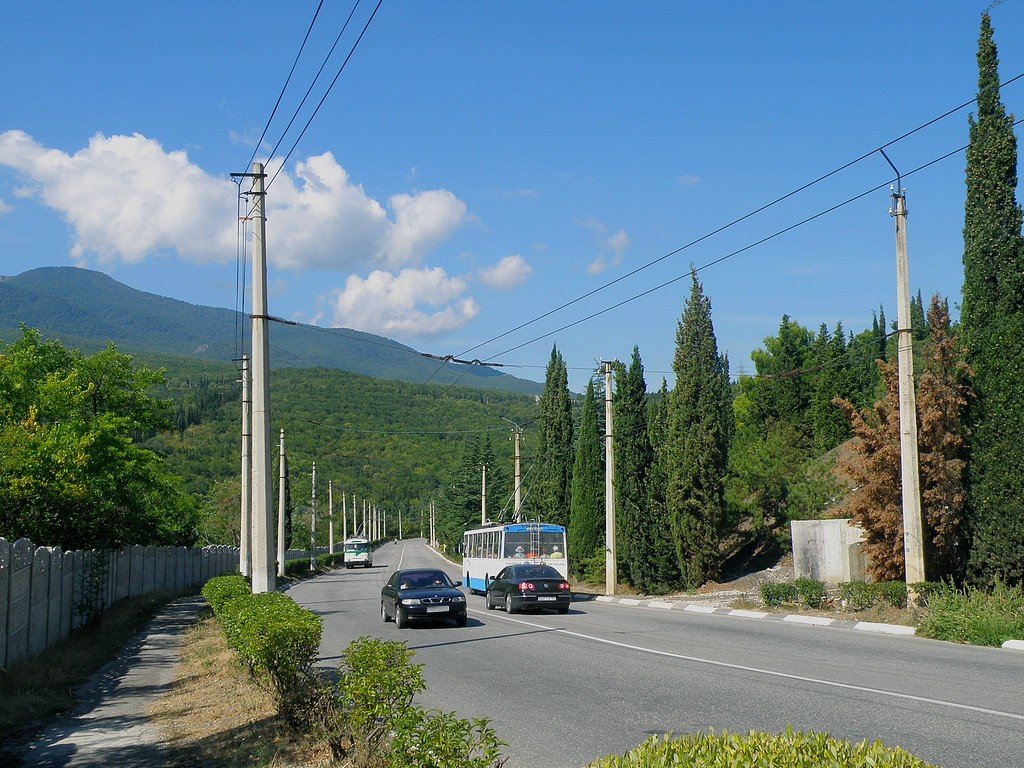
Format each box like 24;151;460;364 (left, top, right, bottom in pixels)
538;596;556;601
426;605;449;613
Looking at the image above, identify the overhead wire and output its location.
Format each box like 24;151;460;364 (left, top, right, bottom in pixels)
245;0;326;173
443;123;1024;388
261;0;364;175
422;70;1024;386
267;0;386;191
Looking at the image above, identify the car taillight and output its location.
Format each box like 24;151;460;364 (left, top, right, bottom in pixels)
559;582;570;590
519;582;535;591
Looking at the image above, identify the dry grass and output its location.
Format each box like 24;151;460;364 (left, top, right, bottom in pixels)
0;591;177;750
149;615;333;768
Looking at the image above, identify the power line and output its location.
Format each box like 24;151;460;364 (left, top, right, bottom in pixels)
245;0;326;173
444;126;1020;387
422;70;1024;386
262;0;364;173
267;0;385;191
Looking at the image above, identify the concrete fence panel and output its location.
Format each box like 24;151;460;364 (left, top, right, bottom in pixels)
60;551;75;641
0;540;10;670
143;546;156;594
6;539;33;669
155;547;167;592
114;549;131;602
46;547;63;648
129;545;144;598
28;547;51;657
174;548;184;591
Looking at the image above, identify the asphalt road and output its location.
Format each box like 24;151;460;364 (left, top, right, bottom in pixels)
285;539;1024;768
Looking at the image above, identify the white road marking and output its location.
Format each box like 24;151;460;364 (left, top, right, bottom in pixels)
648;601;674;609
1003;640;1024;651
855;621;916;635
619;598;642;606
467;609;1024;723
729;609;768;619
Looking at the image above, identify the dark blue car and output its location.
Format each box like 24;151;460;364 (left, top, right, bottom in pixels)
381;568;467;628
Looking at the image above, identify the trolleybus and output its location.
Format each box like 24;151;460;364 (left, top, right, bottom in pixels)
461;522;567;593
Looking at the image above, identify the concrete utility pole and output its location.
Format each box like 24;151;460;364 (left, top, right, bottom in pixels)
328;480;335;555
604;362;617;596
481;463;488;525
362;499;367;538
247;163;274;593
351;493;356;537
342;488;348;544
429;500;436;546
891;186;926;595
383;508;388;539
277;429;286;578
513;428;522;521
239;355;251;577
398;507;403;540
310;461;317;572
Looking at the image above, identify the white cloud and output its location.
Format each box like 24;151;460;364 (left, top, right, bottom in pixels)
329;267;479;338
578;217;629;275
678;173;701;186
0;198;11;214
0;130;236;264
478;254;533;290
0;131;470;271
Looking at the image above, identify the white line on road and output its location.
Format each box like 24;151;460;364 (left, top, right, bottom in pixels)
468;609;1024;723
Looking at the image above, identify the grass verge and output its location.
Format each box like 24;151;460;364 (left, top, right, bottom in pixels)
0;591;179;752
148;613;332;768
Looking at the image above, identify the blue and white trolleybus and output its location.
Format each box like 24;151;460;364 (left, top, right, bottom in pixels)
461;522;568;593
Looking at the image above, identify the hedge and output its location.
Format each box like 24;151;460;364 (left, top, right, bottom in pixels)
588;729;937;767
200;573;250;616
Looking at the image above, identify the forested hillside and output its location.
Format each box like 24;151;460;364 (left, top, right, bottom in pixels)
142;359;539;546
0;266;542;395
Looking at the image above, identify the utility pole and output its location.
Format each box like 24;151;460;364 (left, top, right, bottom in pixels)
891;183;926;597
310;461;317;572
235;162;274;594
351;493;356;537
383;508;387;539
398;506;403;540
342;488;348;544
481;463;487;525
603;362;617;596
277;428;286;578
239;355;251;577
328;480;335;555
502;418;523;521
429;500;436;546
362;499;367;539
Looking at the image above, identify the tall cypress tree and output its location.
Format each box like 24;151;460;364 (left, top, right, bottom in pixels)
568;379;603;576
665;273;733;589
535;345;574;527
646;380;681;592
615;348;658;593
960;13;1024;586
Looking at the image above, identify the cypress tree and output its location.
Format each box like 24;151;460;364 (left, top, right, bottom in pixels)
646;380;681;592
615;348;658;593
568;379;603;577
665;273;732;589
535;345;574;527
960;13;1024;586
810;322;853;452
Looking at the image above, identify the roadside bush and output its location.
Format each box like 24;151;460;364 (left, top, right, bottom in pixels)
318;636;506;767
760;582;797;606
200;573;250;616
388;709;506;768
794;578;827;609
875;580;908;608
917;580;1024;647
587;729;937;767
839;580;875;610
218;591;322;721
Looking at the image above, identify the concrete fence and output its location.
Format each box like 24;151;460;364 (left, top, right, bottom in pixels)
0;538;238;672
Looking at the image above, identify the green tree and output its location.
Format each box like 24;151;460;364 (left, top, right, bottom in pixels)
614;348;657;591
960;13;1024;586
568;379;603;576
0;328;198;549
665;273;733;589
646;381;681;593
534;346;574;527
810;322;853;452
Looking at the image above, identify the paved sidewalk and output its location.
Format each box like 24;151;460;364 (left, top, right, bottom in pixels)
14;596;204;768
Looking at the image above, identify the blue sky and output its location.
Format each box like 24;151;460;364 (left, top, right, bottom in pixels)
2;2;1023;392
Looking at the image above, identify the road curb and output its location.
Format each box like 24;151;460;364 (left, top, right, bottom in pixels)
587;594;1021;650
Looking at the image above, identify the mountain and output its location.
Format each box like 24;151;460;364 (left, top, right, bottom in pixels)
0;267;542;395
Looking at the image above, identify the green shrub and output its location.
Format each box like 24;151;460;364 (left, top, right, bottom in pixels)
794;578;827;609
839;580;876;610
587;729;937;767
200;573;250;616
909;582;943;604
760;582;797;606
917;580;1024;647
877;581;908;608
217;591;322;720
389;709;506;768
